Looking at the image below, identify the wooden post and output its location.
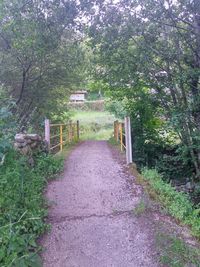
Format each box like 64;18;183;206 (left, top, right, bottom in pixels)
60;125;63;151
125;116;132;164
77;120;80;140
120;123;123;151
45;119;50;149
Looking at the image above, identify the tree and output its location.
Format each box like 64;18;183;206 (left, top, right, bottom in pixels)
0;0;92;128
88;0;200;178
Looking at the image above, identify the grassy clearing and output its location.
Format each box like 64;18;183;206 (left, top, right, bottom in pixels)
71;110;116;140
72;110;115;125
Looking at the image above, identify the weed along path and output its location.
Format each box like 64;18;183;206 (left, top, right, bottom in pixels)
41;141;160;267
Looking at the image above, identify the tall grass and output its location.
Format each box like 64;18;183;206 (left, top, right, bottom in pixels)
141;168;200;238
72;111;115;140
0;150;63;266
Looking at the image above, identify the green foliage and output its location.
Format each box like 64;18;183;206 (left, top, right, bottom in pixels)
155;145;194;182
142;168;200;238
0;97;16;165
72;110;115;140
105;99;127;119
88;0;200;181
108;137;119;147
0;107;12;162
0;150;63;266
0;0;90;129
87;80;109;100
133;199;147;216
156;233;200;267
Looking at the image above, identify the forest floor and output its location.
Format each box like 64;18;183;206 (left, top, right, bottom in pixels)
41;141;199;267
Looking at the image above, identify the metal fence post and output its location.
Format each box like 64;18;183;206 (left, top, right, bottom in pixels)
45;119;50;149
125;116;132;164
120;123;123;151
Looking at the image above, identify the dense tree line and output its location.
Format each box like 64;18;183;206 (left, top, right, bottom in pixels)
0;1;200;265
1;0;200;180
88;0;200;182
0;0;95;128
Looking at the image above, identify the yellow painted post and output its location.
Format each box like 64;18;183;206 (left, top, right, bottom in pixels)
77;120;80;140
69;121;72;142
68;123;70;142
72;123;75;141
116;120;119;142
60;125;63;151
120;123;123;151
114;121;116;140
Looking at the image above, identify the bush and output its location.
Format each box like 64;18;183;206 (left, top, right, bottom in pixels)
0;149;63;267
155;145;195;183
0;104;15;165
141;168;200;238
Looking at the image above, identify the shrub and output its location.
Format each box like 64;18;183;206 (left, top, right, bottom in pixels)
156;233;200;266
0;149;63;267
141;168;200;238
155;145;195;183
0;104;15;165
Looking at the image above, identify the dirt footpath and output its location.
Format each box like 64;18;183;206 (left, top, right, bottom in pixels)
41;141;160;267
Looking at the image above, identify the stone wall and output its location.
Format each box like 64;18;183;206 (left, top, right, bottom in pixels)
14;133;48;165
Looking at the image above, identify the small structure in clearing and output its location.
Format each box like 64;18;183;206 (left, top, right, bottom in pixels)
70;90;88;102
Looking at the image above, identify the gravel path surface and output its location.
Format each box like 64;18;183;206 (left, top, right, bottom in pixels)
41;141;160;267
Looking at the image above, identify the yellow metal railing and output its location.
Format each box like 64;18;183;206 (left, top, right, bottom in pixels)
114;120;126;151
45;119;79;152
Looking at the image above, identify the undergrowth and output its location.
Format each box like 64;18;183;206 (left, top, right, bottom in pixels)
141;168;200;238
133;199;147;216
156;233;200;266
0;150;63;267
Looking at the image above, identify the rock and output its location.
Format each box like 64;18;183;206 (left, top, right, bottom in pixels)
28;157;35;167
185;181;195;192
15;134;26;143
41;140;49;153
14;133;46;157
25;134;41;141
27;139;33;144
14;142;21;150
21;146;32;156
30;142;38;148
14;142;27;148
